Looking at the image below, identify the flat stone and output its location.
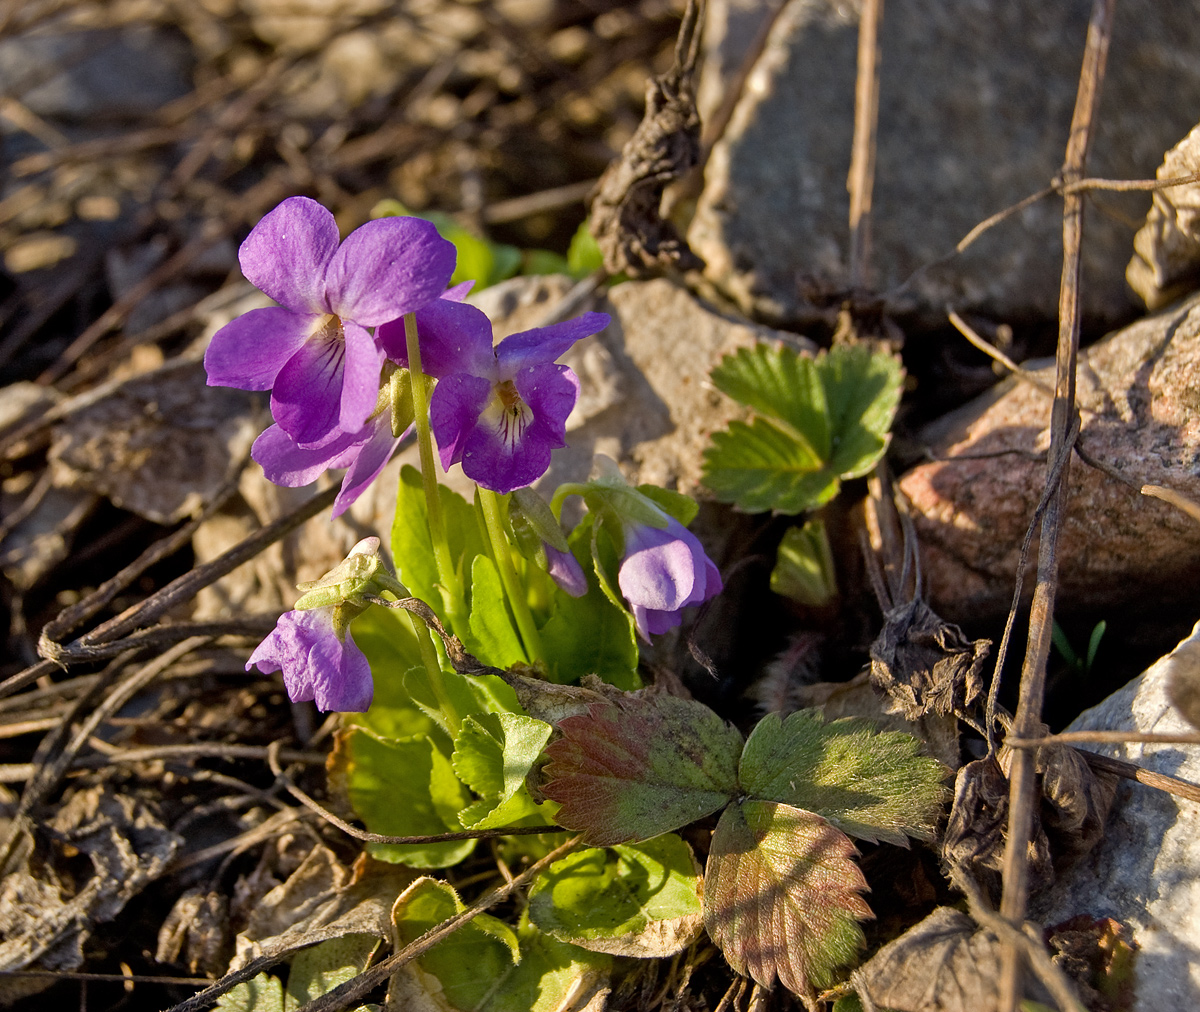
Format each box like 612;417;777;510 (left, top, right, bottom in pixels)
49;359;262;525
690;0;1200;326
897;292;1200;623
0;26;193;122
1034;620;1200;1012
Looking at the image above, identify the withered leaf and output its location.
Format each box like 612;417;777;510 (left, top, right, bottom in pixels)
1127;121;1200;309
1046;915;1137;1012
588;0;705;277
703;801;871;1000
541;693;742;846
869;597;989;721
846;906;1054;1012
942;757;1051;901
1003;743;1118;869
156;888;229;976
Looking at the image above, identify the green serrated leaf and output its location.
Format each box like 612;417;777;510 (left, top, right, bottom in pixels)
710;343;829;458
330;727;475;868
702;418;840;514
540;527;639;689
285;935;379;1010
818;344;903;479
527;833;703;957
738;709;947;845
391;879;610;1012
543;693;742;845
217;974;284;1012
704;800;871;996
770;519;838;606
451;712;555;830
465;555;528;667
392;466;487;628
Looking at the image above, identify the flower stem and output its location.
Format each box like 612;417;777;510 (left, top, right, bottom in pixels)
478;487;544;664
549;482;589;519
403;312;466;630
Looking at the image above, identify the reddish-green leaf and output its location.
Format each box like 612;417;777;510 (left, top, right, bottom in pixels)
703;801;872;998
541;694;743;845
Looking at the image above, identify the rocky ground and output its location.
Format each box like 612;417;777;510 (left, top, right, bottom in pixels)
2;1;1200;1011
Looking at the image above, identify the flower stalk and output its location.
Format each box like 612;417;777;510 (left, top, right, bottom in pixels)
478;486;544;664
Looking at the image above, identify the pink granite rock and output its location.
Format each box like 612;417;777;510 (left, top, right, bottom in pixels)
898;293;1200;621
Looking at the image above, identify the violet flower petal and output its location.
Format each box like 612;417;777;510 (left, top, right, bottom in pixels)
252;424;360;487
270;326;348;444
496;312;610;373
511;362;579;450
546;545;588;598
238;196;340;314
247;608;373;712
631;604;684;639
618;521;699;613
380;297;495;377
204;307;317;391
325;216;456;327
338;321;385;434
429;372;492;471
331;418;404;519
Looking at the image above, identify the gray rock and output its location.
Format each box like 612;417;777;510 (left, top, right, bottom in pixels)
0;26;193;122
1034;620;1200;1012
897;292;1200;623
690;0;1200;326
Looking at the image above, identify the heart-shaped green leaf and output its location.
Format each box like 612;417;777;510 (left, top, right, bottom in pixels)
542;693;742;845
703;800;871;997
527;833;703;957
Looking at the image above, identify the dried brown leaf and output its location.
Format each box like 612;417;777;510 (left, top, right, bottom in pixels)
0;789;179;983
589;0;705;277
942;757;1051;901
1126;122;1200;309
850;906;1054;1012
230;846;415;971
156;888;230;977
869;598;989;721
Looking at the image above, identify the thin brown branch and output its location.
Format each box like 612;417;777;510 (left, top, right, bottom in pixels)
847;0;883;290
1062;169;1200;194
947;309;1056;397
1141;483;1200;525
998;4;1116;1011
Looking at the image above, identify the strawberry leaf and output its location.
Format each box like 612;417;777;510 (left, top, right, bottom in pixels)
703;800;871;997
542;694;743;845
738;709;947;846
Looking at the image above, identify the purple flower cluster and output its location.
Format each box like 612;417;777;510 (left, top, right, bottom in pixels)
618;512;722;639
206;196;607;514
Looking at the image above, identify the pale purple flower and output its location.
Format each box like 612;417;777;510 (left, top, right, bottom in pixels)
251;404;405;519
546;544;588;598
248;607;372;712
205;196;455;446
618;513;723;639
379;299;609;493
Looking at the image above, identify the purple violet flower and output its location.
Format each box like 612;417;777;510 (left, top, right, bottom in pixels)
379;299;609;494
247;607;373;712
205;196;455;446
618;512;723;640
